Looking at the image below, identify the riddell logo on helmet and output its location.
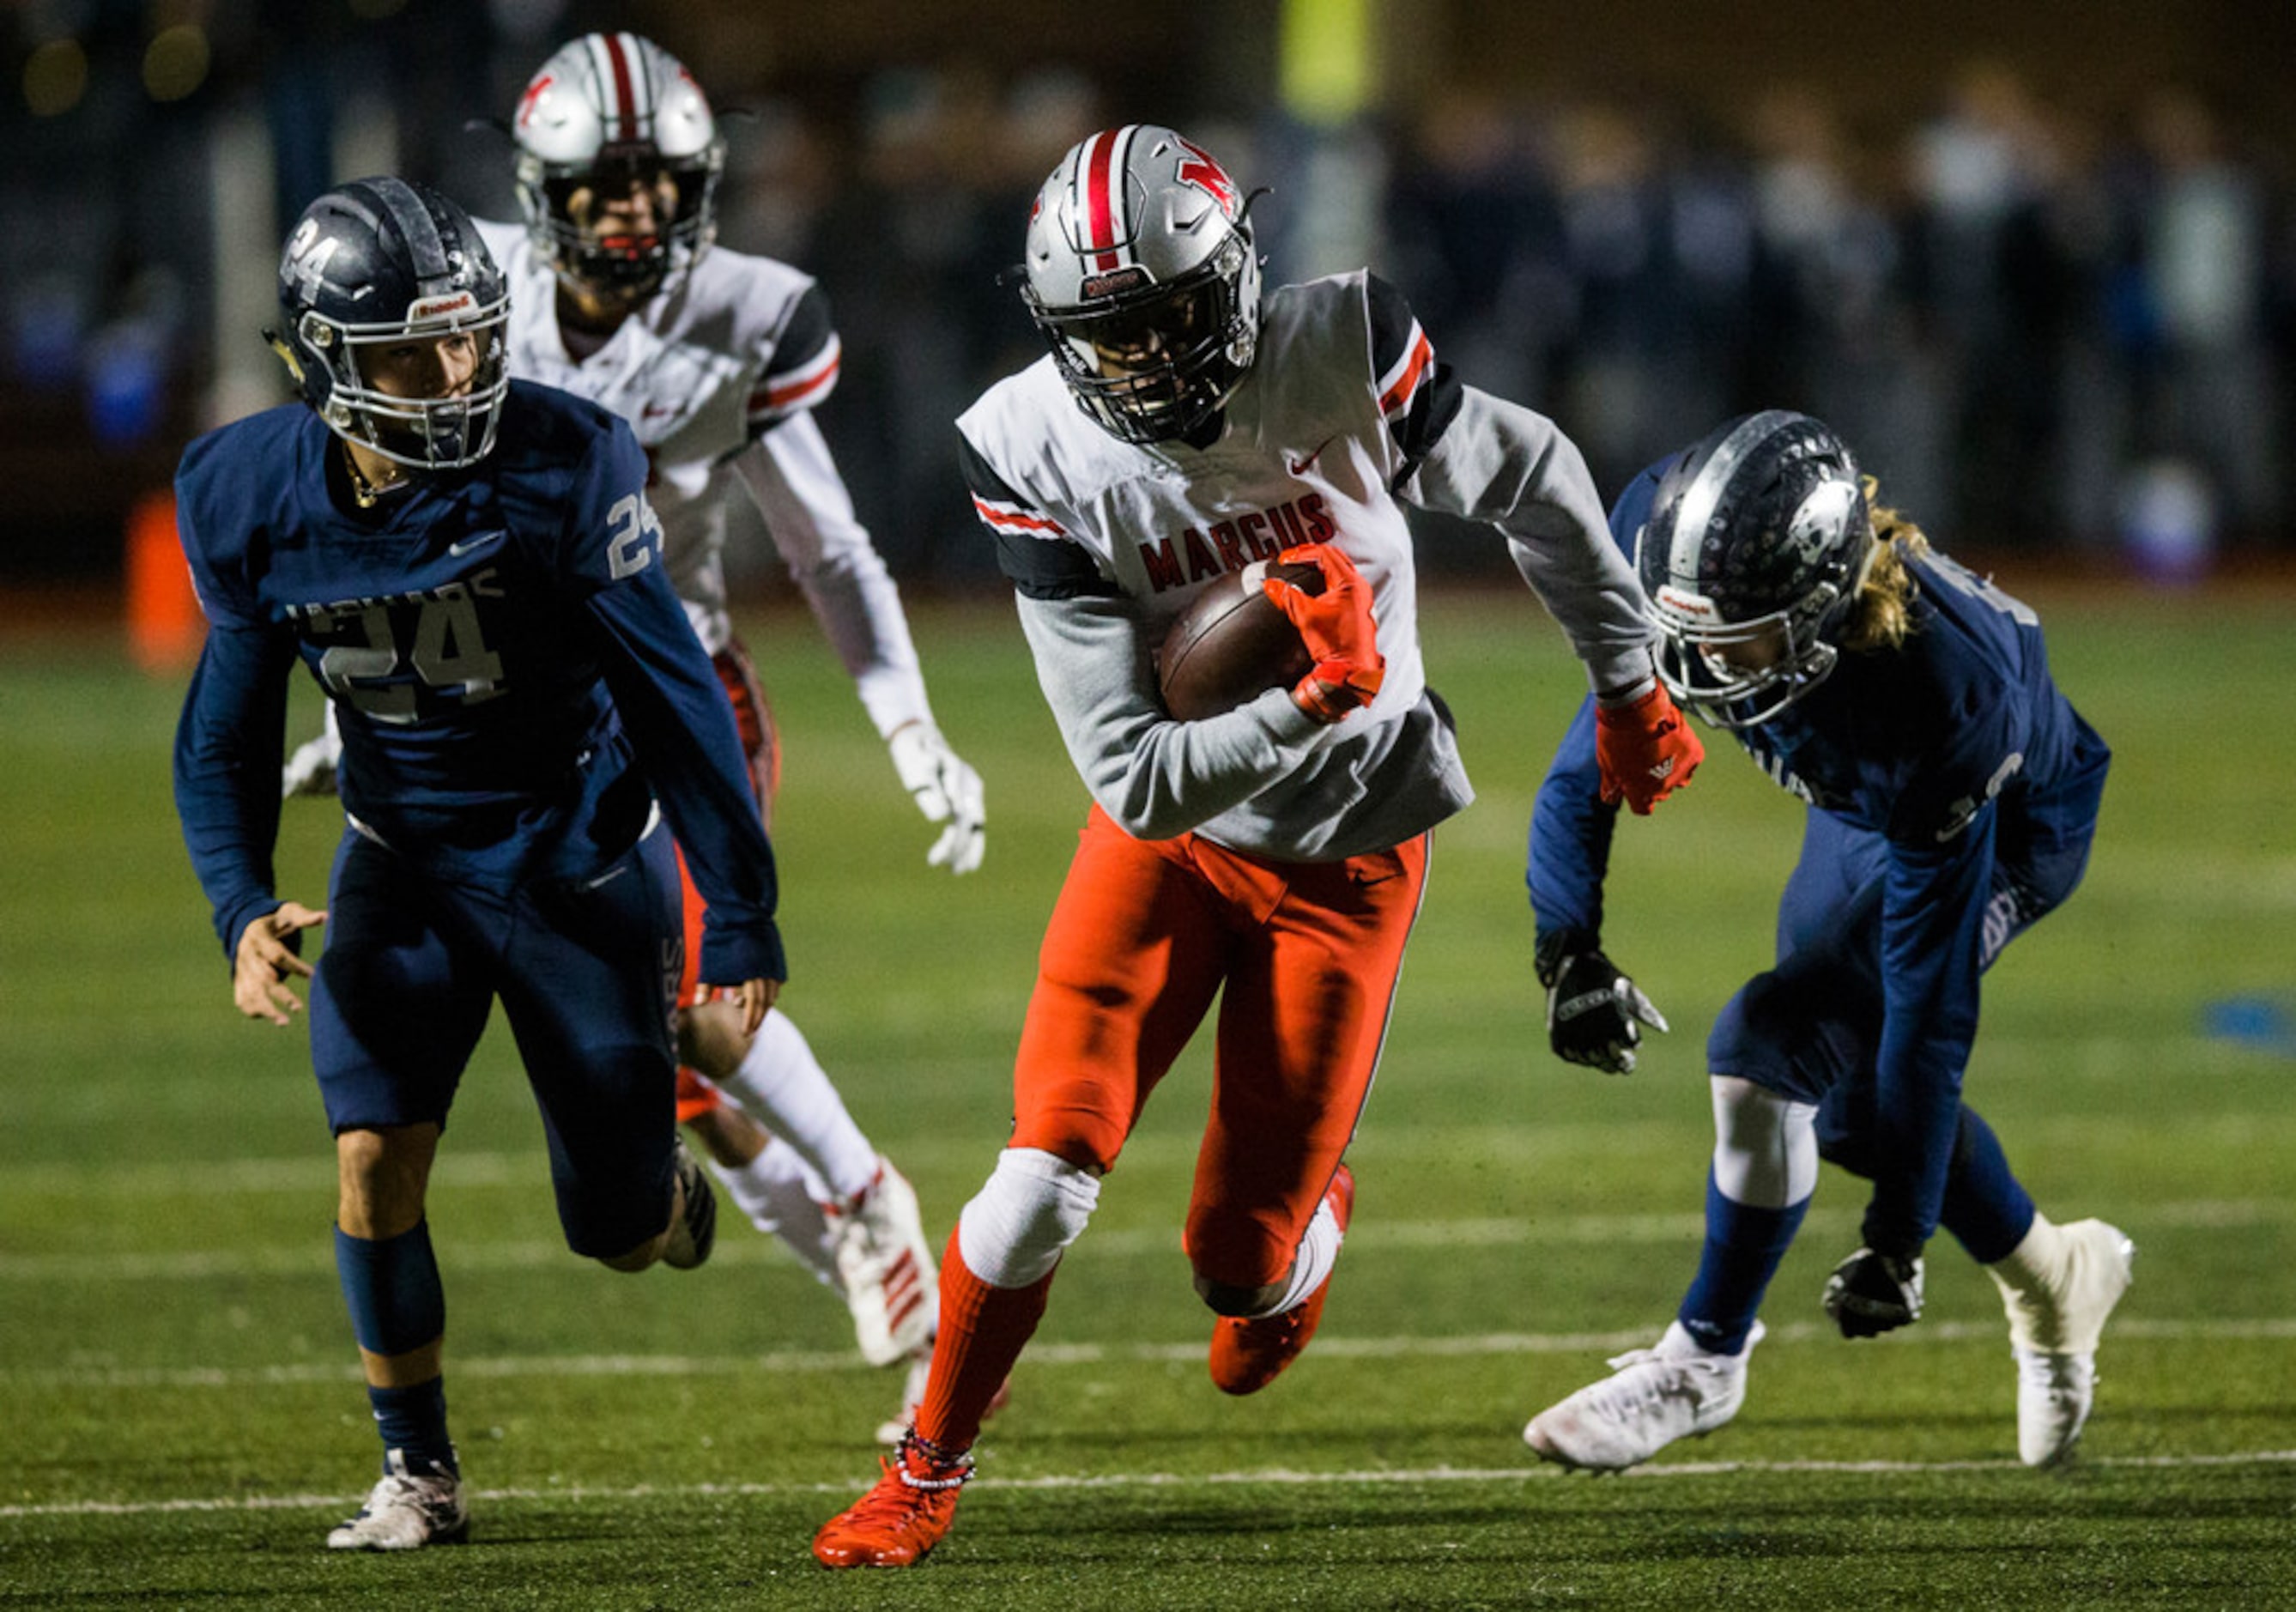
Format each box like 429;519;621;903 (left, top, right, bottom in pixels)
410;292;477;321
1657;586;1717;619
1082;267;1148;300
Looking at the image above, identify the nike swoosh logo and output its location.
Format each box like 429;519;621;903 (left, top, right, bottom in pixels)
1287;438;1334;476
448;530;506;558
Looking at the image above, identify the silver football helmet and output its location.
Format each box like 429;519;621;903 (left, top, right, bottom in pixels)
1639;410;1876;729
268;176;511;471
1021;124;1262;445
510;32;724;300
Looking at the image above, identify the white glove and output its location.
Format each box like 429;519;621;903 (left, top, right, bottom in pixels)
281;705;343;799
888;721;984;875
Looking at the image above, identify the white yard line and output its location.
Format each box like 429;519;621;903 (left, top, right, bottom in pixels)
8;1315;2294;1390
5;1448;2294;1521
3;1197;2282;1282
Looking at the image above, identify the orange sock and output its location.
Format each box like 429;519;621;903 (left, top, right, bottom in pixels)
915;1228;1052;1451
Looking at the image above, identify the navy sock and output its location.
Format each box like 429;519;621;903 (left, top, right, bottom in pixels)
367;1379;456;1476
1937;1106;2037;1264
335;1221;445;1356
1679;1171;1808;1355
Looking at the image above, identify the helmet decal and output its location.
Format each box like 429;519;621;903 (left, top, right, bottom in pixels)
1076;125;1134;272
591;31;645;140
1174;136;1239;218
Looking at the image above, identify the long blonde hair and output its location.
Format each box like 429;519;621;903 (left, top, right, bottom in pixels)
1839;476;1931;652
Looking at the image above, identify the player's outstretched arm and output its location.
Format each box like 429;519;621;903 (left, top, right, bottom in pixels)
233;901;326;1026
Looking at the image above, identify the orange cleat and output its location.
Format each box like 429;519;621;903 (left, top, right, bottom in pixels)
1208;1164;1354;1395
812;1433;972;1569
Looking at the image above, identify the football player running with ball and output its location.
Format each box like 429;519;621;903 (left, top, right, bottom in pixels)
282;33;977;1441
812;124;1702;1569
1522;411;2133;1472
173;179;782;1548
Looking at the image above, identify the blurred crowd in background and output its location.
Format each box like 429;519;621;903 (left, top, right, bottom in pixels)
6;0;2292;591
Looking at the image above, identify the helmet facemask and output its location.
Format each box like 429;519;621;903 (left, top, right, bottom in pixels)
306;305;511;472
1027;231;1257;445
519;144;723;304
1648;572;1858;730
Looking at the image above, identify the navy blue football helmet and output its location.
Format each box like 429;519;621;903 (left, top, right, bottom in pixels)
267;177;510;470
1638;410;1875;729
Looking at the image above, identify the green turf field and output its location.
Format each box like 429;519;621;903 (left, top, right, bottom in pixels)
4;575;2293;1609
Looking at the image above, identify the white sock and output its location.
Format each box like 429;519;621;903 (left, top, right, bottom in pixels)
712;1010;880;1203
1988;1211;2063;1291
710;1138;838;1287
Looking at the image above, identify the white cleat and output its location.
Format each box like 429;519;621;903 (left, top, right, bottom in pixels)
1524;1321;1762;1472
325;1449;469;1550
827;1159;938;1367
1989;1216;2135;1467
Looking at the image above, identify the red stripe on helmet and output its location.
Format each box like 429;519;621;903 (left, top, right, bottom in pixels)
601;33;639;139
1083;128;1122;272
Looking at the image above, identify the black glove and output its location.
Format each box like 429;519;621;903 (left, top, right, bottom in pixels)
1536;930;1669;1076
1821;1245;1926;1338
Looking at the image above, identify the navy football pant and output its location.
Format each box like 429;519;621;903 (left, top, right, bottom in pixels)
308;822;685;1257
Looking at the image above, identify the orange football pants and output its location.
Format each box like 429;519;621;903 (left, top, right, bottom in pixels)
675;638;780;1124
1012;803;1429;1294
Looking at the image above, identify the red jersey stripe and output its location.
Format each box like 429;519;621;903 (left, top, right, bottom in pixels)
972;494;1067;537
1378;326;1434;419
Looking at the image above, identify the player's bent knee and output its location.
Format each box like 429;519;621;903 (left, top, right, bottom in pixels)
957;1147;1102;1288
1710;1074;1819;1208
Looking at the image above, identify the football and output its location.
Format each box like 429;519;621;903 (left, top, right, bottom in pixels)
1155;558;1323;720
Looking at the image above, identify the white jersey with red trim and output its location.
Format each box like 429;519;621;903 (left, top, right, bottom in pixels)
478;220;934;736
958;270;1654;861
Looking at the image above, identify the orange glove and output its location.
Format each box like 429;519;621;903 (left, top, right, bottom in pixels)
1595;682;1703;814
1265;542;1384;724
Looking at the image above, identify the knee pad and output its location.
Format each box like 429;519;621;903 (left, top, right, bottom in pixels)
957;1147;1101;1288
1710;1075;1819;1209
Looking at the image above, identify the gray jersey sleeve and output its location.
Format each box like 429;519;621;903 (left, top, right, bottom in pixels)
1015;589;1334;841
1407;385;1657;696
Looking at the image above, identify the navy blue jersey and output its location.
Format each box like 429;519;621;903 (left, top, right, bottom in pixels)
1529;454;2109;1245
173;380;783;986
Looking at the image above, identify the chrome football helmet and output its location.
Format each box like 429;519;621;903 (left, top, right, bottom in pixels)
1021;124;1262;445
510;32;724;300
1638;410;1875;729
267;176;510;470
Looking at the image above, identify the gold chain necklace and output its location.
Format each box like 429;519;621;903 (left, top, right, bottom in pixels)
342;440;408;509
